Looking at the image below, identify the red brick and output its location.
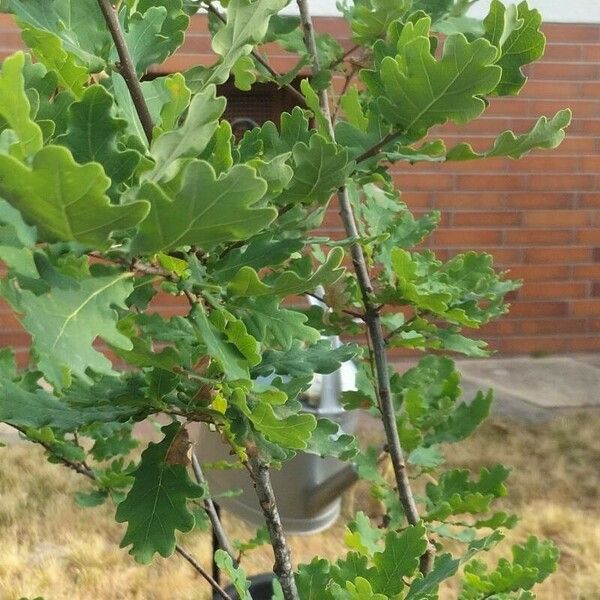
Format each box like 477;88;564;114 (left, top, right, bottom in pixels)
578;194;600;208
452;211;520;227
509;302;568;318
504;229;572;245
543;23;599;42
579;156;600;172
494;336;570;354
523;210;591;228
519;282;588;299
400;173;454;191
535;100;598;119
508;265;571;282
570;299;600;316
504;192;575;209
524;80;581;99
528;174;595;191
581;44;600;60
403;192;432;209
433;192;505;210
456;174;527;191
433;229;502;246
529;62;600;81
558;137;600;154
573;264;600;279
576;229;600;244
569;337;600;352
508;156;574;173
523;247;591;264
543;44;582;61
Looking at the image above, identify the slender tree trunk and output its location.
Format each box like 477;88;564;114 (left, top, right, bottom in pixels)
247;450;299;600
296;0;434;574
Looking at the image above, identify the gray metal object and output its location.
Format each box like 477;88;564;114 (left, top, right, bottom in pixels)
195;293;359;534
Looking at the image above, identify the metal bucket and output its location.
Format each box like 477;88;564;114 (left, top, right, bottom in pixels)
195;337;358;534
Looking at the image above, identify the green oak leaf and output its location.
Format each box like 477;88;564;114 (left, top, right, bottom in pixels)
277;134;352;206
4;272;135;389
249;400;316;450
461;537;558;598
425;465;511;521
214;550;252;600
0;376;148;431
228;247;345;297
239;106;311;161
364;17;501;140
344;512;383;557
305;418;358;461
192;0;288;89
296;558;333;600
124;0;189;74
213;234;303;283
484;0;545;96
0;145;149;247
21;53;75;139
255;338;358;379
232;55;257;91
20;27;88;97
116;422;205;564
447;110;571;161
231;295;320;349
346;0;412;45
0;199;38;277
371;524;428;596
427;390;493;445
190;306;250;381
147;84;226;181
132;160;274;254
57;85;141;187
7;0;110;72
157;72;191;131
406;553;460;599
0;52;43;160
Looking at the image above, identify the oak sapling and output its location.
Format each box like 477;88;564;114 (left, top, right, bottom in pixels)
0;0;569;599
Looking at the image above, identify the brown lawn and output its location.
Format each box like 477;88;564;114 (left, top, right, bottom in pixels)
0;411;598;599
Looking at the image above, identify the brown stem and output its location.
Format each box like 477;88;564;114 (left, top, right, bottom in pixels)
175;544;235;600
295;0;434;574
191;453;237;561
202;0;305;105
247;447;299;600
355;130;404;163
9;424;229;597
96;0;154;143
330;44;361;69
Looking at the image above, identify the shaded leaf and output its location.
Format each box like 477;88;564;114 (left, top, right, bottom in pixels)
447;110;571;161
116;422;205;563
0;145;149;247
133;160;274;254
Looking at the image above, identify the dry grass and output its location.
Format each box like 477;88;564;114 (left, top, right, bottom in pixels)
0;411;598;600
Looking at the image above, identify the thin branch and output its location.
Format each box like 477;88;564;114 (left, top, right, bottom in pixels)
202;0;305;105
191;453;237;561
11;425;95;480
295;0;434;575
96;0;154;143
331;63;359;123
9;424;229;598
355;130;403;164
175;544;235;600
330;44;361;69
305;292;364;320
246;447;299;600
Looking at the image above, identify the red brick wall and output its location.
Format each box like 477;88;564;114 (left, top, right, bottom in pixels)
0;15;598;359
